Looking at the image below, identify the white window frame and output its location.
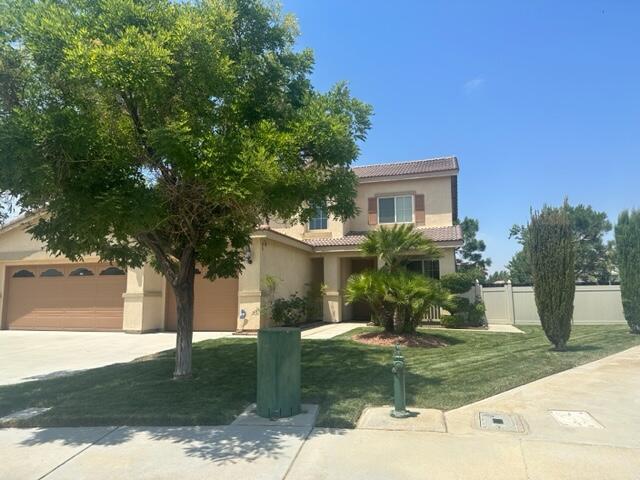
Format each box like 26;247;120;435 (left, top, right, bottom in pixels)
377;195;414;224
308;206;328;231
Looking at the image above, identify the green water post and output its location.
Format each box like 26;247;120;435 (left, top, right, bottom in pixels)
257;327;301;418
391;343;410;418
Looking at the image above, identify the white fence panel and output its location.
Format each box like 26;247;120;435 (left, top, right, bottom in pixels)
479;284;626;326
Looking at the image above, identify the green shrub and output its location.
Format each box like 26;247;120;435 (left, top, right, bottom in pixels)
440;271;476;294
442;297;486;328
272;294;307;326
615;210;640;334
529;204;575;350
440;315;467;328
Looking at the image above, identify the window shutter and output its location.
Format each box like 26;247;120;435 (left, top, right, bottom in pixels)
368;197;378;225
415;194;425;225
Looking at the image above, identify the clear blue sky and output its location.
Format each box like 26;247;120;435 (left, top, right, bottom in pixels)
282;0;640;272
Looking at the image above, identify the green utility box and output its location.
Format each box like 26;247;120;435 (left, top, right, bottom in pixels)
256;327;301;418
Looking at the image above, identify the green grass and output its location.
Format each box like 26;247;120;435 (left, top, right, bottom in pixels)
1;326;639;428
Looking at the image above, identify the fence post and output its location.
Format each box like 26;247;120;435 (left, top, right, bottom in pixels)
474;279;483;302
505;280;515;325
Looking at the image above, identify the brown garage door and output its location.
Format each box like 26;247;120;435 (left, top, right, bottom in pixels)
165;273;238;331
4;263;126;331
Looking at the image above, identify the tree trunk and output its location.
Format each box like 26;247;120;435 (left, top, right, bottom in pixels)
171;256;196;380
382;303;395;333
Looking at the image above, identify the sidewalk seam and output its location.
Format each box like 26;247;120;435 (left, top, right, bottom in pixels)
518;438;532;480
282;426;315;479
37;426;122;480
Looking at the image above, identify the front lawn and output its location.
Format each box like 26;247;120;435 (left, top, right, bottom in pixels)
1;326;639;428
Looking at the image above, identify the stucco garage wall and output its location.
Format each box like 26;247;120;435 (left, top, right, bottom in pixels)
260;239;312;301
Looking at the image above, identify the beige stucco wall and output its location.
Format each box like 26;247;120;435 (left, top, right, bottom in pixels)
260;238;313;301
350;176;454;231
122;265;165;333
269;175;455;240
237;236;313;330
438;248;456;276
269;215;345;242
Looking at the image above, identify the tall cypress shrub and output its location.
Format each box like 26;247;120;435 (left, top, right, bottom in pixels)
529;205;575;350
615;210;640;334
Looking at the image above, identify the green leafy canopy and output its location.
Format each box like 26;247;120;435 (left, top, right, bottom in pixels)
0;0;373;284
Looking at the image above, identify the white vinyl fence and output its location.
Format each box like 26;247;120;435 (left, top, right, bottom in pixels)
477;282;626;326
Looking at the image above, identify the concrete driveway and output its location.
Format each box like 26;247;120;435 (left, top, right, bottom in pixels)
0;330;232;385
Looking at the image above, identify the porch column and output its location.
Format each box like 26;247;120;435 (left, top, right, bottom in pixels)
122;264;165;333
237;238;263;331
323;254;342;323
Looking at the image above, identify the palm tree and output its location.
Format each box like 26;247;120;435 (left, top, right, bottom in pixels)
361;224;441;272
385;272;450;333
344;270;394;331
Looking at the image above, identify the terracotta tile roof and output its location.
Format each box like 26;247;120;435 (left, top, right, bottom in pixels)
304;225;463;248
352;156;458;179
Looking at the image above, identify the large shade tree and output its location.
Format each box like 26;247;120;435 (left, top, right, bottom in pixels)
0;0;372;378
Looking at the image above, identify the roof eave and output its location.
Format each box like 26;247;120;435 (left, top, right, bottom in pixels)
356;168;459;184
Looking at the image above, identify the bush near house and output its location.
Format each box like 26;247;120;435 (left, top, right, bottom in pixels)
440;271;486;328
272;294;307;326
529;204;576;350
615;209;640;334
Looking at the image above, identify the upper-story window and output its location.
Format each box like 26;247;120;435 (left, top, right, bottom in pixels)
378;195;413;224
308;206;328;230
406;258;440;279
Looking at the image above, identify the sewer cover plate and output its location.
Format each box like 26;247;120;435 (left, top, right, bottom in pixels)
550;410;603;429
478;412;524;432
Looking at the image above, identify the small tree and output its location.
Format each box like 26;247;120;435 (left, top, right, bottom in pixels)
457;217;491;277
615;210;640;334
529;205;575;350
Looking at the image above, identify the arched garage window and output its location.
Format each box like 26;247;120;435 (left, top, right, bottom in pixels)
69;267;94;277
99;266;125;276
12;269;35;278
40;268;64;277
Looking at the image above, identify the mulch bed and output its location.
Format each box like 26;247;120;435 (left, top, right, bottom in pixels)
352;331;449;348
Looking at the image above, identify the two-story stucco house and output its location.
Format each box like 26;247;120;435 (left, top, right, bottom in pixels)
0;156;463;333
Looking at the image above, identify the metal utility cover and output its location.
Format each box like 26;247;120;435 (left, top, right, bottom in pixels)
478;412;523;432
550;410;604;429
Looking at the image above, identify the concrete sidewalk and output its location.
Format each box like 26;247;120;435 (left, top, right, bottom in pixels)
289;345;640;480
300;322;363;339
2;345;639;479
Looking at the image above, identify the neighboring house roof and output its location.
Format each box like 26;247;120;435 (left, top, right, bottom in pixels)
352;156;458;180
303;225;463;248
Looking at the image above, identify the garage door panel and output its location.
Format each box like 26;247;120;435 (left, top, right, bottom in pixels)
165;276;238;331
4;263;125;331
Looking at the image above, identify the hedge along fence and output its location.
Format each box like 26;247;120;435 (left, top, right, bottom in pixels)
478;283;625;326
